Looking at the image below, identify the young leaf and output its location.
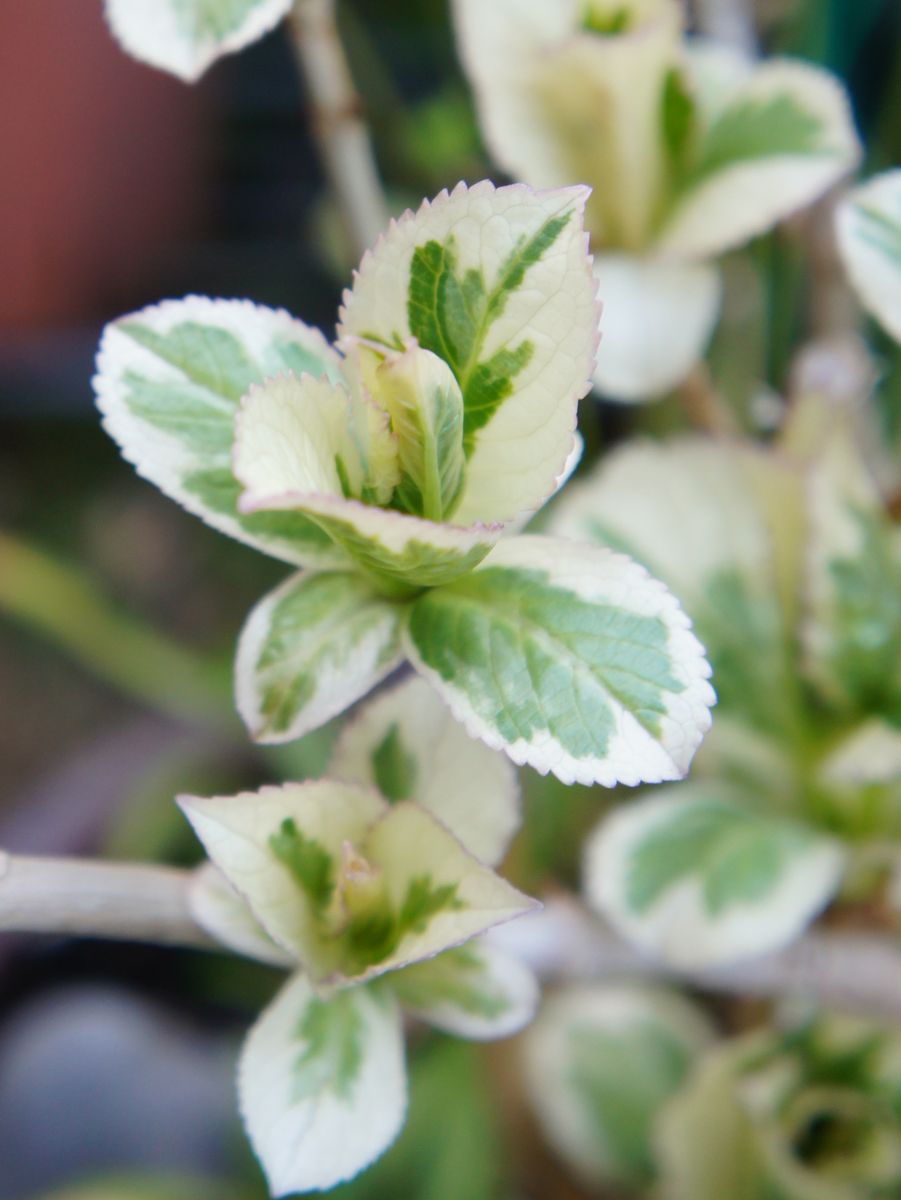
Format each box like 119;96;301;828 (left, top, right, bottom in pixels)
523;985;714;1189
232;374;501;587
656;1032;772;1200
590;254;721;401
656;59;861;259
404;535;714;787
235;569;405;744
178;781;386;976
654;1020;901;1200
232;373;492;588
234;374;367;504
94;297;344;567
328;676;520;866
338;180;598;525
358;803;537;980
453;0;683;250
239;973;406;1196
374;345;465;521
837;170;901;343
104;0;293;83
188;863;294;967
584;786;845;968
390;939;538;1040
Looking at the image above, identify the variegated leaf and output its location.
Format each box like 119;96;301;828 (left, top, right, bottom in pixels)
235;570;405;744
372;344;466;522
547;437;799;737
104;0;293;82
453;0;683;250
339;180;599;525
584;786;845;968
803;418;901;718
179;783;534;987
523;984;714;1188
548;437;772;612
188;862;293;967
656;58;861;259
179;781;386;979
328;676;520;866
837;170;901;343
591;255;721;402
232;374;500;591
357;802;536;982
405;535;714;787
390;938;538;1040
239;973;406;1196
94;297;344;567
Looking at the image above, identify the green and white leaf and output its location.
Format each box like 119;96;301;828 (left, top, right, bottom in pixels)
188;862;293;967
548;437;772;618
234;374;368;505
837;171;901;343
584;786;846;968
253;495;501;591
390;938;538;1040
803;419;901;717
179;781;386;978
358;802;537;980
232;375;500;587
453;0;683;250
104;0;292;82
373;344;465;521
591;255;721;402
656;58;861;259
453;0;592;202
523;984;714;1189
94;296;344;567
548;437;798;736
328;676;520;866
339;180;598;525
235;570;405;744
239;973;406;1196
405;535;715;787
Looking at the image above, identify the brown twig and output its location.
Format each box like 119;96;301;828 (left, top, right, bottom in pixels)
288;0;388;261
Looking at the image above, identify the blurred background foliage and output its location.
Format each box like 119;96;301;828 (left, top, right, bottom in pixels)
1;0;900;1196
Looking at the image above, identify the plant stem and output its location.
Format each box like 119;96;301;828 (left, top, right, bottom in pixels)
5;860;901;1021
492;897;901;1022
693;0;758;56
0;851;212;949
0;531;232;727
288;0;388;261
676;363;741;435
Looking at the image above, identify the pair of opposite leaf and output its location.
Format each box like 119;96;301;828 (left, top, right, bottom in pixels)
183;675;538;1195
550;344;901;970
525;982;901;1199
454;0;862;400
94;181;715;790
